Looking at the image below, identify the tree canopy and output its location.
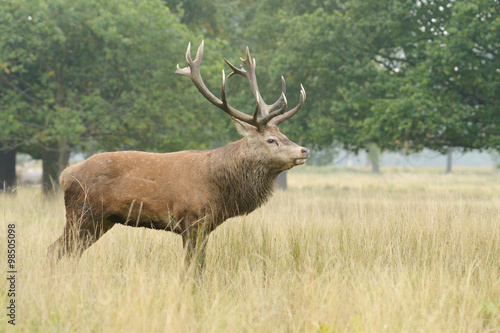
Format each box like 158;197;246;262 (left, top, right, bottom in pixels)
231;0;499;155
0;0;231;191
1;0;498;191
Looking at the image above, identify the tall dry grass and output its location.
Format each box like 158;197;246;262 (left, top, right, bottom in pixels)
1;167;499;332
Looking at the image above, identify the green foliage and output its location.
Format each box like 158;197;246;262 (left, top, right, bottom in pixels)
215;0;499;154
0;0;231;155
163;0;220;36
359;0;500;153
1;0;497;162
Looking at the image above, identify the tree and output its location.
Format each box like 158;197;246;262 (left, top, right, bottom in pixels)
0;0;231;193
262;0;499;174
182;0;500;173
0;149;16;192
361;0;499;172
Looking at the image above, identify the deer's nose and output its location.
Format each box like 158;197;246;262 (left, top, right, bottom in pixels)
301;148;310;158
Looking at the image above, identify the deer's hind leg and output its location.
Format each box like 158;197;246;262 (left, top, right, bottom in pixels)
48;199;114;261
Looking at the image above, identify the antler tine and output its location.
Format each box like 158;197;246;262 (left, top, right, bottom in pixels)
221;69;227;106
242;46;254;69
261;92;288;124
176;41;263;129
222;67;260;122
180;41;203;73
186;42;193;64
269;84;306;126
224;57;246;77
266;76;287;113
224;47;264;113
176;41;199;77
223;47;251;76
223;61;260;122
194;40;204;63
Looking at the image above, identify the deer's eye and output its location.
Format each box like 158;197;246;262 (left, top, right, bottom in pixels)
267;138;277;145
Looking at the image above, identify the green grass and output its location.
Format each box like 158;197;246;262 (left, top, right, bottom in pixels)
1;167;499;332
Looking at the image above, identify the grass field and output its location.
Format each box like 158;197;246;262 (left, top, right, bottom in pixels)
1;167;499;332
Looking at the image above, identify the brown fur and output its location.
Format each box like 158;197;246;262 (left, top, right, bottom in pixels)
48;124;309;267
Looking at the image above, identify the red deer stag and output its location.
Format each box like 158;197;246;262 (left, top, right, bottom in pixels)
48;41;310;268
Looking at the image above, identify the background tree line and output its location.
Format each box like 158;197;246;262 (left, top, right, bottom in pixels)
1;0;498;193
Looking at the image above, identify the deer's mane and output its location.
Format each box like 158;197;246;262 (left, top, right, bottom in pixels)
209;139;279;219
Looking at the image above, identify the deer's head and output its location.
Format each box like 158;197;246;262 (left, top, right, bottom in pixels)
176;41;310;172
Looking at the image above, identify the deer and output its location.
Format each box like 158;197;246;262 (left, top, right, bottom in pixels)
47;41;310;269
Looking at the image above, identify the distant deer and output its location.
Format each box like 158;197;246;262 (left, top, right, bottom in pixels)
48;41;310;268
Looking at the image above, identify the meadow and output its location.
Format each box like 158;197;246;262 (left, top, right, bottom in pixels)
1;167;499;332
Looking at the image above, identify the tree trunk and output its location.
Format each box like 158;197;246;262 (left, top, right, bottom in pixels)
41;142;70;194
367;143;381;174
0;148;17;192
445;148;453;174
276;171;287;190
371;160;380;173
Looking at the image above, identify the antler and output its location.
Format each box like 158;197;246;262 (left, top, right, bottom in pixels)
269;84;306;126
176;41;306;130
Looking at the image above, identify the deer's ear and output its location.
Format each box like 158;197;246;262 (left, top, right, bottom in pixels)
232;117;258;137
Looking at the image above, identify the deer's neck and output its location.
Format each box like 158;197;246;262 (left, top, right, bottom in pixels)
209;139;279;219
